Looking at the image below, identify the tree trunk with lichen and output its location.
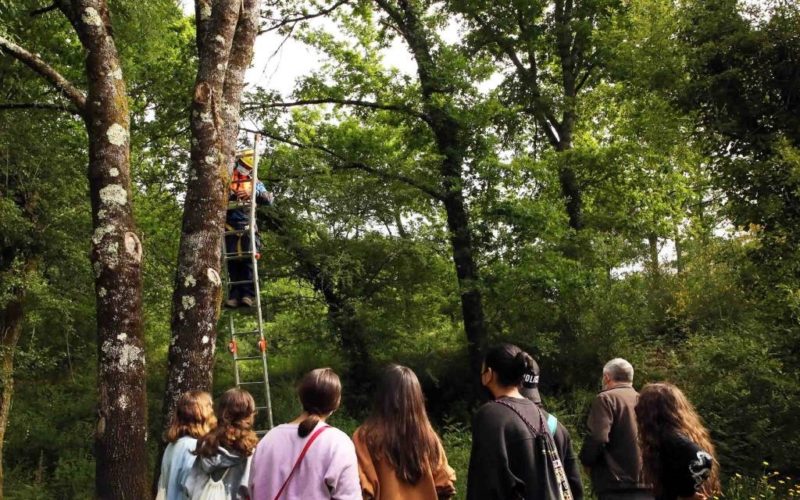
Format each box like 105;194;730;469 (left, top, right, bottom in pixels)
3;2;148;494
70;1;148;497
1;1;147;496
163;0;260;425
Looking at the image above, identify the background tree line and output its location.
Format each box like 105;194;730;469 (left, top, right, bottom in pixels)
0;0;798;498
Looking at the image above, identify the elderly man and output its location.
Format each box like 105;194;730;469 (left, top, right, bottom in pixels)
580;358;652;500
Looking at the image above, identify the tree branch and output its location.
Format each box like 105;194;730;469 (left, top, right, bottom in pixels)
249;128;445;201
0;36;86;114
0;102;80;114
260;0;349;34
30;3;57;16
246;98;429;122
575;62;595;93
466;12;561;147
53;0;81;34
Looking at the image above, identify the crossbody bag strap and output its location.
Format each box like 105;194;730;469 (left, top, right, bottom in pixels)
493;399;545;436
494;400;574;500
273;425;330;500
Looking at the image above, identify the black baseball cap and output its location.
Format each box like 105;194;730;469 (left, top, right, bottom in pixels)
520;356;541;405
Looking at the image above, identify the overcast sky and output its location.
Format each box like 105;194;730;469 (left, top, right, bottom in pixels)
179;1;424;101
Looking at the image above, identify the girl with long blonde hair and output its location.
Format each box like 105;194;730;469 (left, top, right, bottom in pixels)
635;383;721;500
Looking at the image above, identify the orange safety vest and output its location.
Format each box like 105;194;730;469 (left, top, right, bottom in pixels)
230;166;253;199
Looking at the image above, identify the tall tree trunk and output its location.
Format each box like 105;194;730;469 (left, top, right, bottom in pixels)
0;268;28;500
376;0;489;374
163;0;260;424
462;1;587;233
556;136;583;232
647;233;660;277
260;211;373;387
69;1;149;496
1;2;147;495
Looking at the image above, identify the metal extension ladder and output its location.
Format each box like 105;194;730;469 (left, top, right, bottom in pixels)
222;134;274;434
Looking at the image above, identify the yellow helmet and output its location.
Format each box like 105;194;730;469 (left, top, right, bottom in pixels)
236;149;255;170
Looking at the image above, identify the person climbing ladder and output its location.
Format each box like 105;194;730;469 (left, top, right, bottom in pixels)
224;149;273;309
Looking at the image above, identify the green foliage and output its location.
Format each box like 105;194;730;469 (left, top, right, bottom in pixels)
2;0;800;495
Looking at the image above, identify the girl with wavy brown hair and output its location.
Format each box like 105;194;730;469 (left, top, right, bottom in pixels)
156;390;216;500
183;388;258;499
354;364;456;500
635;383;721;500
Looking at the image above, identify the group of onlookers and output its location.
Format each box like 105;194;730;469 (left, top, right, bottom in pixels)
156;344;720;500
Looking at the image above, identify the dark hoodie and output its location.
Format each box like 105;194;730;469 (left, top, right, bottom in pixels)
183;446;252;499
466;396;583;500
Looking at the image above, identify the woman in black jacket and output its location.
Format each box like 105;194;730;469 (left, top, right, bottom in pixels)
635;383;721;500
466;343;583;500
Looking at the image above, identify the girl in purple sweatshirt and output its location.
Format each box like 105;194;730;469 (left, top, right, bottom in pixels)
250;368;360;500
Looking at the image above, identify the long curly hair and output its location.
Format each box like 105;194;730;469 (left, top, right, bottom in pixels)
195;388;258;458
163;390;216;443
360;365;442;485
635;383;721;497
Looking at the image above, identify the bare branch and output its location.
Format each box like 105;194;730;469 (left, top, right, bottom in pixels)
0;36;86;114
0;102;79;114
245;98;429;122
260;0;349;34
249;128;445;201
30;3;58;16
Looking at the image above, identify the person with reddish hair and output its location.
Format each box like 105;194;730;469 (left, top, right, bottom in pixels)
353;364;456;499
156;390;216;500
635;383;721;500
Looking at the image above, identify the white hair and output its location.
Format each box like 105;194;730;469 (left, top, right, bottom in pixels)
603;358;634;383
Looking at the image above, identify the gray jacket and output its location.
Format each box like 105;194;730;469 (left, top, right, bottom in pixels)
182;446;252;499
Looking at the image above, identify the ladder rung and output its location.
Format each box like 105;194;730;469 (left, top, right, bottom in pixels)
224;253;255;260
232;329;262;336
227;202;250;210
238;381;264;386
234;355;264;361
255;406;269;411
224;229;248;236
226;307;258;316
255;429;268;436
227;280;255;286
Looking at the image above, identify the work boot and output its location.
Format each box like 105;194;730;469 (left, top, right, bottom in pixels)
224;297;239;308
241;296;255;308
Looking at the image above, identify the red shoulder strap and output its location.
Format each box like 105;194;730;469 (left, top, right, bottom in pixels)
273;425;330;500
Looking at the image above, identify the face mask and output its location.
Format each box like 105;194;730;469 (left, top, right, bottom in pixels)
235;164;252;177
